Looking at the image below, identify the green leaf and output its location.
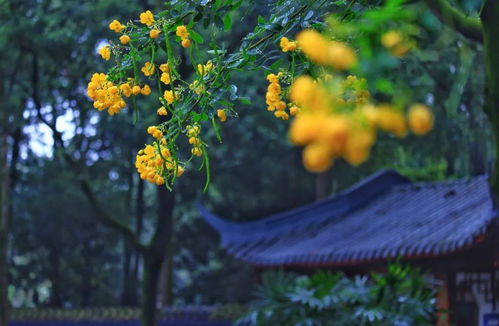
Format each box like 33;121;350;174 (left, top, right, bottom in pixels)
223;14;232;31
238;97;251;105
190;30;204;44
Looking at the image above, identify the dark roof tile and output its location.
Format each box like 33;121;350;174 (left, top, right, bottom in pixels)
201;170;496;267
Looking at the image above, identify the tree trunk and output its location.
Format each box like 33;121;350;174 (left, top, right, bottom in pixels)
0;74;9;326
140;255;163;326
157;243;173;307
0;132;9;326
480;1;499;198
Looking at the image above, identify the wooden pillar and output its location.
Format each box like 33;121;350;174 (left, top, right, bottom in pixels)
447;272;457;326
436;274;450;326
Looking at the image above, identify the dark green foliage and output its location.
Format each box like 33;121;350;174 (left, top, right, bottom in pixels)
238;264;436;326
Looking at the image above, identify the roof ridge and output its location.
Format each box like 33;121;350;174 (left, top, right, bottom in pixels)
394;174;488;191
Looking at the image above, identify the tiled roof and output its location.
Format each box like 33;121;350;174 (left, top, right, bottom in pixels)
201;170;496;267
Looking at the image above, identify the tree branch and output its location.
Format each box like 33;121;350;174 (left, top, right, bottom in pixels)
423;0;483;43
30;52;146;254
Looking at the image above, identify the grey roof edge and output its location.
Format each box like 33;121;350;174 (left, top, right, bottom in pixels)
199;169;410;239
239;209;499;268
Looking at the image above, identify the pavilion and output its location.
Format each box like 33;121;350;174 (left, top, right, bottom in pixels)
201;170;499;326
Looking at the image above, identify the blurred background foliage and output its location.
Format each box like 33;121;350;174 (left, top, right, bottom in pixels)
0;0;491;310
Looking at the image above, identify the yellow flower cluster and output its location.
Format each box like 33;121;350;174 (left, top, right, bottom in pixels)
141;62;155;77
139;10;155;27
217;109;227;122
109;20;124;33
87;73;126;115
279;37;297;52
381;30;411;57
296;29;357;70
87;74;153;115
197;61;214;76
288;75;433;172
98;45;111;61
186;124;203;156
265;73;290;120
147;125;163;140
135;140;184;186
176;25;191;48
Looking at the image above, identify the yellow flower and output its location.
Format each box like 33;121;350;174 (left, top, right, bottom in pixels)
296;29;330;65
181;39;191;48
381;31;410;57
217;109;227;122
141;85;151;96
408;104;433;135
186;124;201;137
132;85;141;95
318;115;349;155
149;29;160;39
159;63;170;73
376;106;407;138
296;29;356;69
302;142;333;173
141;62;155;77
176;25;189;39
139;10;154;27
158;73;170;85
157;106;168;116
288;113;322;146
189;137;200;145
109;20;124;33
289;106;300;116
147;126;163;140
280;37;297;52
328;41;357;70
163;90;176;104
120;35;131;45
381;31;403;48
191;147;203;156
197;61;214;76
289;75;328;112
343;128;375;166
274;111;289;120
119;83;132;97
98;46;111;61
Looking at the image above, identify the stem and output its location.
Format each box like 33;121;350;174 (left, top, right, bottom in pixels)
424;0;482;42
480;0;499;198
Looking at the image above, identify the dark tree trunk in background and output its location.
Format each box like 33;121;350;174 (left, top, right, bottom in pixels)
0;133;9;326
0;76;10;326
140;255;163;326
315;171;330;201
132;177;145;306
480;1;499;199
140;187;174;326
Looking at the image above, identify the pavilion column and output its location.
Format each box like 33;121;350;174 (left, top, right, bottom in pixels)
436;274;450;326
447;272;457;326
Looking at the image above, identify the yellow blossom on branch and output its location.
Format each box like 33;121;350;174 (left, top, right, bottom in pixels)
109;20;124;32
139;10;154;27
98;45;111;60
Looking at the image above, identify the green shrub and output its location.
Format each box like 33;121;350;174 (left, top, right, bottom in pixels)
237;263;436;326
